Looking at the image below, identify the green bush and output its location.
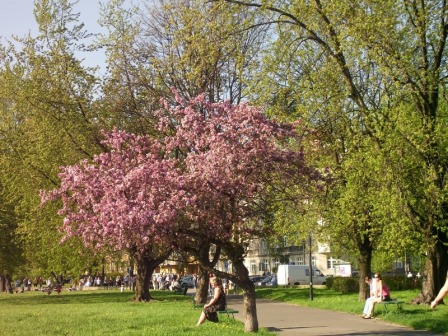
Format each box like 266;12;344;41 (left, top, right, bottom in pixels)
327;275;422;294
325;276;334;289
383;276;422;291
329;276;359;294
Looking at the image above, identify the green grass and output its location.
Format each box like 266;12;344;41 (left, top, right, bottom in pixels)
256;287;448;334
4;287;448;335
0;289;274;336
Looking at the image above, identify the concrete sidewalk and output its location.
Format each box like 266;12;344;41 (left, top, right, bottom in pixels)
225;295;442;336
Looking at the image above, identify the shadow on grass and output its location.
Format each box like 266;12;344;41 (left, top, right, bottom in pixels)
365;302;447;335
412;318;448;334
391;309;448;334
256;287;339;301
0;290;193;306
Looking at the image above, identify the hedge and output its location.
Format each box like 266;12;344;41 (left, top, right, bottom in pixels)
326;276;422;294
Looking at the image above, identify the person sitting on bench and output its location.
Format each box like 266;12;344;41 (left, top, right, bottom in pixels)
363;273;391;319
361;275;376;318
195;277;226;325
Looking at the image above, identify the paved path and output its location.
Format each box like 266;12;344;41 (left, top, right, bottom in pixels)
225;295;442;336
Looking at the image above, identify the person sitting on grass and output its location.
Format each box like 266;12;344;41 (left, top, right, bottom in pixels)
196;277;226;326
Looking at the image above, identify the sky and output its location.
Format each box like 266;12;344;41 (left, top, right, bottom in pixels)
0;0;110;70
0;0;104;40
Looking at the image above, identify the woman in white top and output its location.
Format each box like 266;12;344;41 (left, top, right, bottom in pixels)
363;273;391;319
361;275;377;317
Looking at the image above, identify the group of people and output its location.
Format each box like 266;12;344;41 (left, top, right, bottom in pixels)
152;273;199;291
75;273;137;291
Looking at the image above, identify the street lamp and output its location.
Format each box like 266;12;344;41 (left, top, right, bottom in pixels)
309;234;313;301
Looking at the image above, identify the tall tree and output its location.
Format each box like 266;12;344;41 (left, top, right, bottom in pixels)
0;0;104;276
350;0;448;304
222;0;448;303
223;0;392;299
42;93;318;331
137;0;267;104
98;0;271;303
156;93;318;332
41;129;177;301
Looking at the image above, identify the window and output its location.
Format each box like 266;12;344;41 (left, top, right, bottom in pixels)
259;260;270;271
250;260;256;273
260;239;267;254
305;268;316;277
297;257;304;265
248;240;255;251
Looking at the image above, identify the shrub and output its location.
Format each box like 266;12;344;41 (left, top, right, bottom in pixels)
326;275;422;294
330;277;359;294
383;276;422;291
325;276;334;289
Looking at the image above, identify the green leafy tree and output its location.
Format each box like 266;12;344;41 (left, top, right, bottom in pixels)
223;0;448;303
0;0;105;277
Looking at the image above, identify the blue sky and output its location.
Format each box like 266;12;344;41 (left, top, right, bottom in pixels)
0;0;104;40
0;0;109;70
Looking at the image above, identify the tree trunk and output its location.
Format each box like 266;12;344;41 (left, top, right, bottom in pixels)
0;274;5;292
5;273;13;293
357;243;373;301
194;266;210;305
354;229;374;301
133;250;170;302
412;239;448;304
194;242;218;305
233;258;259;332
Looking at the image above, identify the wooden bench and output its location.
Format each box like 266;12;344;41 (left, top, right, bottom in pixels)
218;308;239;318
378;300;404;313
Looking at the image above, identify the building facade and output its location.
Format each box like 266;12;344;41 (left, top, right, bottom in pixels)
213;238;351;277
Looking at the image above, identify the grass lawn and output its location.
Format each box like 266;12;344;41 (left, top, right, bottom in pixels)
3;287;448;335
0;289;273;336
256;287;448;335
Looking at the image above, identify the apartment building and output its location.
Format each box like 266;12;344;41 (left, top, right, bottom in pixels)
227;238;351;277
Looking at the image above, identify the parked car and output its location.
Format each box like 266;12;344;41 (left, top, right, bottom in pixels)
249;275;266;283
180;276;195;288
255;276;278;287
255;276;272;287
265;276;278;287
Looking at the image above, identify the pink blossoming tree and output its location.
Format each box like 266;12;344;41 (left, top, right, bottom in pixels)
41;130;180;301
42;92;319;330
156;93;319;332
